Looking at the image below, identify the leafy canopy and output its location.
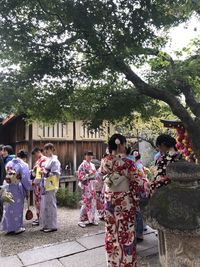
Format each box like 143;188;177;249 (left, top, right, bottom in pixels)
0;0;200;127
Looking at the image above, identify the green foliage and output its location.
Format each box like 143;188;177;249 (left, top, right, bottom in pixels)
56;188;81;209
0;0;200;127
115;103;176;148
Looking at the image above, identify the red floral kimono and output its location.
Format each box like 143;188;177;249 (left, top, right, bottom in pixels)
32;155;47;220
101;155;144;267
95;162;106;220
78;160;97;223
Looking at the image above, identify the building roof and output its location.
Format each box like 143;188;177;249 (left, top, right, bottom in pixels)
1;114;22;126
160;119;184;129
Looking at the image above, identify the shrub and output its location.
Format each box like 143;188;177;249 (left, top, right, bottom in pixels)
56;188;81;209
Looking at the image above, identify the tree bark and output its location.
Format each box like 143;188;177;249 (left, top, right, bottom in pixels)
118;61;200;161
176;80;200;118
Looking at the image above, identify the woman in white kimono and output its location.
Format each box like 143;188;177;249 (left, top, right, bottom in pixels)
40;143;61;233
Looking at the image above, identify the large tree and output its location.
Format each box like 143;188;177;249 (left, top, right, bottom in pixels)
1;1;200;157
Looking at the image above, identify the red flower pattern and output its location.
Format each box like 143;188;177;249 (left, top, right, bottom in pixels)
101;155;144;267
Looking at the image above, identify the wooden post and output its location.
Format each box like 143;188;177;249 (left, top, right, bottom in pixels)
28;124;34;205
73;121;77;174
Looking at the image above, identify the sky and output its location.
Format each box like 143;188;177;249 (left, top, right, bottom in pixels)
135;15;200;78
165;15;200;56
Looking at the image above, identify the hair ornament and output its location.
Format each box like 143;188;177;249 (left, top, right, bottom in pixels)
133;151;139;157
115;138;121;145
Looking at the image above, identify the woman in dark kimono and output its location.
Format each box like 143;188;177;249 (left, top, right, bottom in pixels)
150;134;181;195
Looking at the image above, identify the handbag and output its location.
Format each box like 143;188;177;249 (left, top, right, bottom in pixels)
45;175;59;191
25;195;33;220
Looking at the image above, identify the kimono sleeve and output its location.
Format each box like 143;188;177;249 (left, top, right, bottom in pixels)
99;156;113;175
20;163;32;192
50;159;61;176
77;162;89;183
128;160;146;195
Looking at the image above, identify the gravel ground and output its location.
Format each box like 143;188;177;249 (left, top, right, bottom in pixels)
0;207;105;257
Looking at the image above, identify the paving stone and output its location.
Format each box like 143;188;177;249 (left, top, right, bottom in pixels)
137;232;158;254
27;259;63;267
138;246;158;257
76;233;104;249
143;225;157;235
18;241;86;266
59;247;106;267
0;255;23;267
147;255;162;267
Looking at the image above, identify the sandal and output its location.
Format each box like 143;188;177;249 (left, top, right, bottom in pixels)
78;222;86;228
43;228;57;233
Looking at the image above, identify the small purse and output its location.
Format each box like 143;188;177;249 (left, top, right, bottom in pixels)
25;195;33;220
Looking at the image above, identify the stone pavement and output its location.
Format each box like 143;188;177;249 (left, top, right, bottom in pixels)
0;226;160;267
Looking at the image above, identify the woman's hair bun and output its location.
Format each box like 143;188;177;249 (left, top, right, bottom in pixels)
108;134;126;153
17;149;28;159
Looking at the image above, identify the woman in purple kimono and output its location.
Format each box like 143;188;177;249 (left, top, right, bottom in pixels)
1;150;31;234
40;143;61;233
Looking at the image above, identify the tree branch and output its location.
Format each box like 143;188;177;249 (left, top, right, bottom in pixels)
37;0;66;35
176;79;200;118
117;60;195;128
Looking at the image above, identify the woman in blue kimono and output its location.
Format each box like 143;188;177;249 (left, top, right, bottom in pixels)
127;149;148;242
1;150;31;234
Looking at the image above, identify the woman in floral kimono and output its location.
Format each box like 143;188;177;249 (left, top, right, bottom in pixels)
95;163;105;220
150;134;182;195
78;151;98;228
101;134;145;267
31;147;47;226
1;150;31;234
92;157;107;221
40;143;61;233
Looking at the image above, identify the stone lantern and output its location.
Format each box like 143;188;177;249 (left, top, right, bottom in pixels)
143;161;200;267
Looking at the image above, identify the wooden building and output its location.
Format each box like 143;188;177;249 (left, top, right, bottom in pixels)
0;114;111;174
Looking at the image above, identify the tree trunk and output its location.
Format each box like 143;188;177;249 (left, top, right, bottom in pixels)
186;122;200;162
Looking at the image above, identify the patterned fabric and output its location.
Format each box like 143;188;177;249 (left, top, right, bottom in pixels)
105;191;137;267
95;170;105;219
78;160;97;223
1;159;31;232
40;191;57;229
40;155;60;229
33;155;47;220
101;155;145;267
150;151;181;195
33;184;41;220
134;160;147;240
33;156;47;177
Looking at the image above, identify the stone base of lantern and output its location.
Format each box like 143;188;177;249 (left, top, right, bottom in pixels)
158;229;200;267
141;162;200;267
